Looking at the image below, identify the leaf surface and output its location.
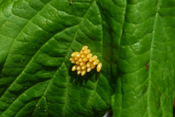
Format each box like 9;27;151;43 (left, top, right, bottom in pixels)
112;0;175;117
1;0;175;117
0;0;117;117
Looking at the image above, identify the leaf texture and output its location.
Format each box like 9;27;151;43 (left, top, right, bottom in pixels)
113;0;175;117
0;0;175;117
0;0;116;117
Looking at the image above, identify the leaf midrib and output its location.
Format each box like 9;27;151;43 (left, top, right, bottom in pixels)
147;0;161;117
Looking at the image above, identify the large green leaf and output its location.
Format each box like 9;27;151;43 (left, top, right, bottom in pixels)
112;0;175;117
0;0;116;117
0;0;175;117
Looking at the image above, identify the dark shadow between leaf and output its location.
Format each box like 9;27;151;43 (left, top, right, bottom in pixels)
68;64;99;86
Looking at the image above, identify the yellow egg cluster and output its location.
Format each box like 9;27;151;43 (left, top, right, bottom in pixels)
70;46;102;76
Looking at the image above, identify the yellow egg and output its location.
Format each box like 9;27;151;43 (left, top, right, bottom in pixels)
71;52;79;57
83;58;88;62
87;53;92;58
77;70;81;75
89;56;97;62
81;70;86;76
87;67;92;72
92;55;97;60
81;54;85;58
89;57;94;62
82;46;88;50
80;62;85;66
87;62;91;67
80;50;83;54
91;64;95;69
76;61;80;65
97;62;102;72
93;59;99;66
74;57;78;60
76;53;81;58
84;49;90;54
71;60;76;64
79;58;83;62
72;65;77;71
81;65;86;70
70;58;73;61
77;66;81;71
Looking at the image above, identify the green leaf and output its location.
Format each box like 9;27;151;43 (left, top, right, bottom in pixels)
0;0;116;117
112;0;175;117
1;0;175;117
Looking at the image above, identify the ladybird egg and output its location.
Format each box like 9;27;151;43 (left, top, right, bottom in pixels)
77;66;81;71
81;70;86;76
79;58;83;62
71;60;76;64
93;59;99;66
82;46;88;50
70;58;73;61
72;65;77;71
87;67;92;72
91;64;95;69
81;54;85;58
76;61;80;65
81;65;86;70
77;70;81;75
87;53;92;58
87;62;91;67
89;57;93;62
76;53;81;58
80;62;85;66
97;62;102;72
84;49;90;54
71;52;79;57
80;50;83;54
92;55;97;60
83;58;88;62
74;57;78;60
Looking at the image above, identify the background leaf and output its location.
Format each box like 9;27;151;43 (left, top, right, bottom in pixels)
112;0;175;117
